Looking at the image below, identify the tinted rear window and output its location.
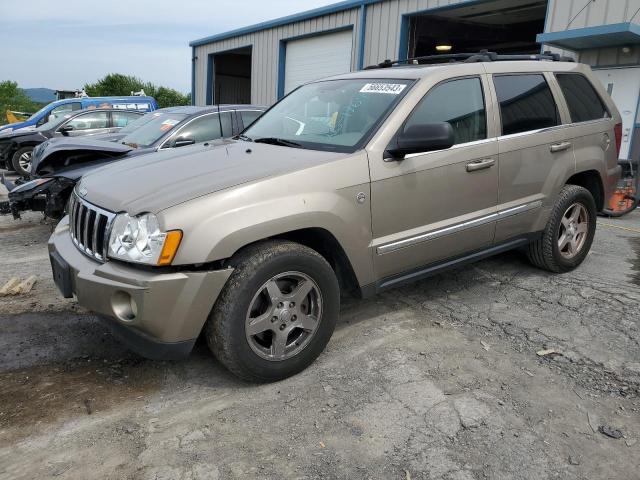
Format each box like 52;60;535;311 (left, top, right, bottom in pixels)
555;73;609;123
493;74;560;136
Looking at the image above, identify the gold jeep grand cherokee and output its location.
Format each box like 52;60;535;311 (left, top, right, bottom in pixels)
49;52;622;382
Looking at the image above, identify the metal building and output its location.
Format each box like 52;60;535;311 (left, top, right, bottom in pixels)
190;0;640;161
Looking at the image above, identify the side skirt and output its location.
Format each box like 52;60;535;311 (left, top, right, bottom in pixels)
359;233;541;298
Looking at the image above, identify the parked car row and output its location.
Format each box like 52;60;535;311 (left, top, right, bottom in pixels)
1;104;265;218
0;95;158;133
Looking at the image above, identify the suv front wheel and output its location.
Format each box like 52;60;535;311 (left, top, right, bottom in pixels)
527;185;597;273
205;240;340;382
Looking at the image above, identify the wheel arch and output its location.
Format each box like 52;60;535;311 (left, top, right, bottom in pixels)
231;227;362;297
565;170;604;211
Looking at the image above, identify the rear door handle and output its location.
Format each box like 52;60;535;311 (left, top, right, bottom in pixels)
466;158;495;172
550;142;571;153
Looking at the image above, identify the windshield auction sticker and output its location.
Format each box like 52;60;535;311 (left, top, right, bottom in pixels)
360;83;407;94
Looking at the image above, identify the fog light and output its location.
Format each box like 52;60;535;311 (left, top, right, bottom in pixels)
111;291;138;321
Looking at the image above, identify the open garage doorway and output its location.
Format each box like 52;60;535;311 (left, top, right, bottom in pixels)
211;46;252;104
406;0;547;59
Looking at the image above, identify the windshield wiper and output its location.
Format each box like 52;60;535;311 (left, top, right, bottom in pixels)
233;134;253;142
254;137;304;148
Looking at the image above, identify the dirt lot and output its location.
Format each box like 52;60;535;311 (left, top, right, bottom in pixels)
1;171;639;480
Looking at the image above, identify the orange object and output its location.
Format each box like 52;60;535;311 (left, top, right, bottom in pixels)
607;178;636;214
157;230;183;266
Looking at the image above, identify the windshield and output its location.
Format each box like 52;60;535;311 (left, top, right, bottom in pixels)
243;79;413;152
27;104;51;121
121;112;188;148
117;112;158;134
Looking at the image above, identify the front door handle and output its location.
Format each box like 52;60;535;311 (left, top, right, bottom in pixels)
550;142;572;153
466;158;495;172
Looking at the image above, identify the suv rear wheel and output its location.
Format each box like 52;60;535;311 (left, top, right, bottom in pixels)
205;240;340;382
527;185;597;273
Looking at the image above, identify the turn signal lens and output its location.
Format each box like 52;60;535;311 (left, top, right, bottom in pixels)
157;230;183;266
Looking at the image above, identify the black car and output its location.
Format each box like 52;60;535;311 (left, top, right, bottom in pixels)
0;108;144;175
1;105;266;219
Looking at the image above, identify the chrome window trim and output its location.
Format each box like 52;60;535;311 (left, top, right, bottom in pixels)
377;201;542;255
403;137;496;159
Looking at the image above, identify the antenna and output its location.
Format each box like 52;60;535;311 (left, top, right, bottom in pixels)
216;82;224;137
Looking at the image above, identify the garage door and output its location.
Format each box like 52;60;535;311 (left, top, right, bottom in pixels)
284;29;353;94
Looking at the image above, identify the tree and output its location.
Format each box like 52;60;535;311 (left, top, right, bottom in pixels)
0;81;40;125
84;74;190;108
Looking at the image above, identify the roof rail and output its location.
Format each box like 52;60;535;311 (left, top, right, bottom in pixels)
364;50;575;69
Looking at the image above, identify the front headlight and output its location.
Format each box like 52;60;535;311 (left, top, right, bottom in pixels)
107;212;182;266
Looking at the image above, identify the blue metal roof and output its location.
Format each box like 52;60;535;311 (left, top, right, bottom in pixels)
189;0;381;47
537;22;640;50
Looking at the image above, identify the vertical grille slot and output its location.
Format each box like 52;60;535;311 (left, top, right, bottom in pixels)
68;191;116;262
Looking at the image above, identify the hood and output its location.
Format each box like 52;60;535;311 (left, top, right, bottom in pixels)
0;121;29;133
79;140;344;214
0;126;39;141
33;137;133;174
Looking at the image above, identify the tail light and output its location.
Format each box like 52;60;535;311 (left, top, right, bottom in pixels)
614;122;622;158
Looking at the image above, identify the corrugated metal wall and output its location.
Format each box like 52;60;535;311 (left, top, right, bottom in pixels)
194;0;640;106
362;0;471;67
544;0;640;66
194;8;361;106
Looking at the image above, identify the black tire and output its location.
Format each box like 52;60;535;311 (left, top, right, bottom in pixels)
205;240;340;382
527;185;597;273
3;159;15;172
11;147;34;176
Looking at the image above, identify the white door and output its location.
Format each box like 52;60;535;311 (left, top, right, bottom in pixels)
593;67;640;160
284;29;353;94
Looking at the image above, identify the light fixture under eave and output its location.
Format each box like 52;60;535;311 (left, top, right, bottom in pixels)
436;42;452;52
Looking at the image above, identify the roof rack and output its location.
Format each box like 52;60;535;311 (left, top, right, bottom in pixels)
364;50;575;69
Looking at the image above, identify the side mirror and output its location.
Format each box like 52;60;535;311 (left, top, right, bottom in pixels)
173;137;196;148
386;122;455;159
59;125;74;135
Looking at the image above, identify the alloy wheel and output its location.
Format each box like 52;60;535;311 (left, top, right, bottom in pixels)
558;202;588;259
245;271;322;361
18;151;32;173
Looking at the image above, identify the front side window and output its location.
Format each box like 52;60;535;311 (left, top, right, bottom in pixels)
244;79;413;152
240;110;263;128
121;113;188;148
112;111;142;128
555;73;610;123
493;74;559;135
169;112;233;146
63;111;109;131
404;77;487;145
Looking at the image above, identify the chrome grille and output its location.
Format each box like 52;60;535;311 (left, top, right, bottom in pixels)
68;192;116;261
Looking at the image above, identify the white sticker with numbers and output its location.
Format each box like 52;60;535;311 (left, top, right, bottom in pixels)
359;83;407;94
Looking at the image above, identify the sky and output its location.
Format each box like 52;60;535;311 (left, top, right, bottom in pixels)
0;0;338;93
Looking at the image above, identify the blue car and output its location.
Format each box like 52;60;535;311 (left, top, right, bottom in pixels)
0;96;158;133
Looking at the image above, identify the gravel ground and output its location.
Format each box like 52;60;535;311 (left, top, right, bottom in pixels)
1;170;639;479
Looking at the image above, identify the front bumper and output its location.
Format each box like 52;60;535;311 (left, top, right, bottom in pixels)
48;216;234;359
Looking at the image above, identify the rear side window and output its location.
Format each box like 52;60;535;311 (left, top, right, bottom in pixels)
555;73;610;123
404;77;487;145
493;74;559;135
